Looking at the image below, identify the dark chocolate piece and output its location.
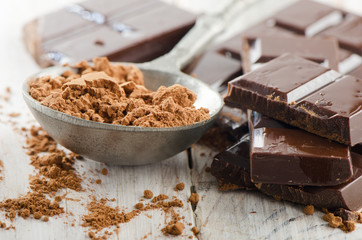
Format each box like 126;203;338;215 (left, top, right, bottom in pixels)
241;35;340;72
210;136;362;211
249;111;352;186
274;0;343;36
225;54;362;146
23;0;197;67
183;34;243;92
320;14;362;55
211;134;256;190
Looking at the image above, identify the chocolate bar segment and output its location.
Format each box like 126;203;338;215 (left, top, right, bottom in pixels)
211;136;362;211
274;0;343;36
320;14;362;55
241;35;339;72
249;111;352;186
23;0;197;67
225;54;362;146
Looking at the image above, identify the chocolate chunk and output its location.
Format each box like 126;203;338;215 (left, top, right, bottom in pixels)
184;34;243;92
23;0;197;67
225;54;362;146
274;0;343;36
249;111;352;186
257;152;362;211
320;14;362;55
241;35;340;72
211;134;256;190
211;135;362;211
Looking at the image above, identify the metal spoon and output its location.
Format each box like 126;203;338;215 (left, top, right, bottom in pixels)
22;0;243;165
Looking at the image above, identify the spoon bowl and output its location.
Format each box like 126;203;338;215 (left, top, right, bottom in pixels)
23;64;223;165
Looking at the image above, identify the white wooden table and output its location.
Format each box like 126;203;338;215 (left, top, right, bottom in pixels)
0;0;361;239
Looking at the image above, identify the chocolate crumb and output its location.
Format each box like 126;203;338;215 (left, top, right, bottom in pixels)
205;166;211;173
144;190;153;199
188;193;199;206
303;205;314;215
175;182;185;191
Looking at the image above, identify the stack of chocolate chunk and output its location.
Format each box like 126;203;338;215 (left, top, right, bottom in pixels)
186;1;362;213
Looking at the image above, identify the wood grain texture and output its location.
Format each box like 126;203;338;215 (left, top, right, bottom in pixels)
0;0;361;239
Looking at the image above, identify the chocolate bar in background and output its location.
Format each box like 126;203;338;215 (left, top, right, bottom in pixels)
183;34;243;92
210;134;362;211
248;111;352;186
320;14;362;55
338;49;362;75
348;64;362;79
241;35;340;72
273;0;344;37
225;54;362;146
23;0;197;67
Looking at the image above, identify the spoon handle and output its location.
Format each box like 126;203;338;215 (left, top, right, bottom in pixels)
149;0;254;71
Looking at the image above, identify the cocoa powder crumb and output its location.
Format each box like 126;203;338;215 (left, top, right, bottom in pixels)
152;194;169;203
188;193;199;206
303;205;314;215
55;196;62;202
205;166;211;173
191;226;200;235
43;216;49;222
135;203;144;210
175;182;185;191
144;190;153;199
96;179;102;184
101;168;108;176
164;221;185;236
0;222;6;228
29;57;210;128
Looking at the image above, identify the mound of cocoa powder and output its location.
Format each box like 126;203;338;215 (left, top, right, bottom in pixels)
29;57;210;127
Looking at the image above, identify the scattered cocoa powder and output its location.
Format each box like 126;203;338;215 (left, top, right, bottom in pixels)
175;182;185;191
144;190;153;199
29;57;209;128
101;168;108;176
0;127;82;223
188;193;199;206
303;205;314;215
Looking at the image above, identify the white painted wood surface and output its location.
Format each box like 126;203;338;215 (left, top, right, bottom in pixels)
0;0;361;239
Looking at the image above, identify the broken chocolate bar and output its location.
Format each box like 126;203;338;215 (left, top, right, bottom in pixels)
241;35;340;72
274;0;343;36
348;64;362;79
23;0;197;67
249;111;352;186
210;134;362;211
225;54;362;146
